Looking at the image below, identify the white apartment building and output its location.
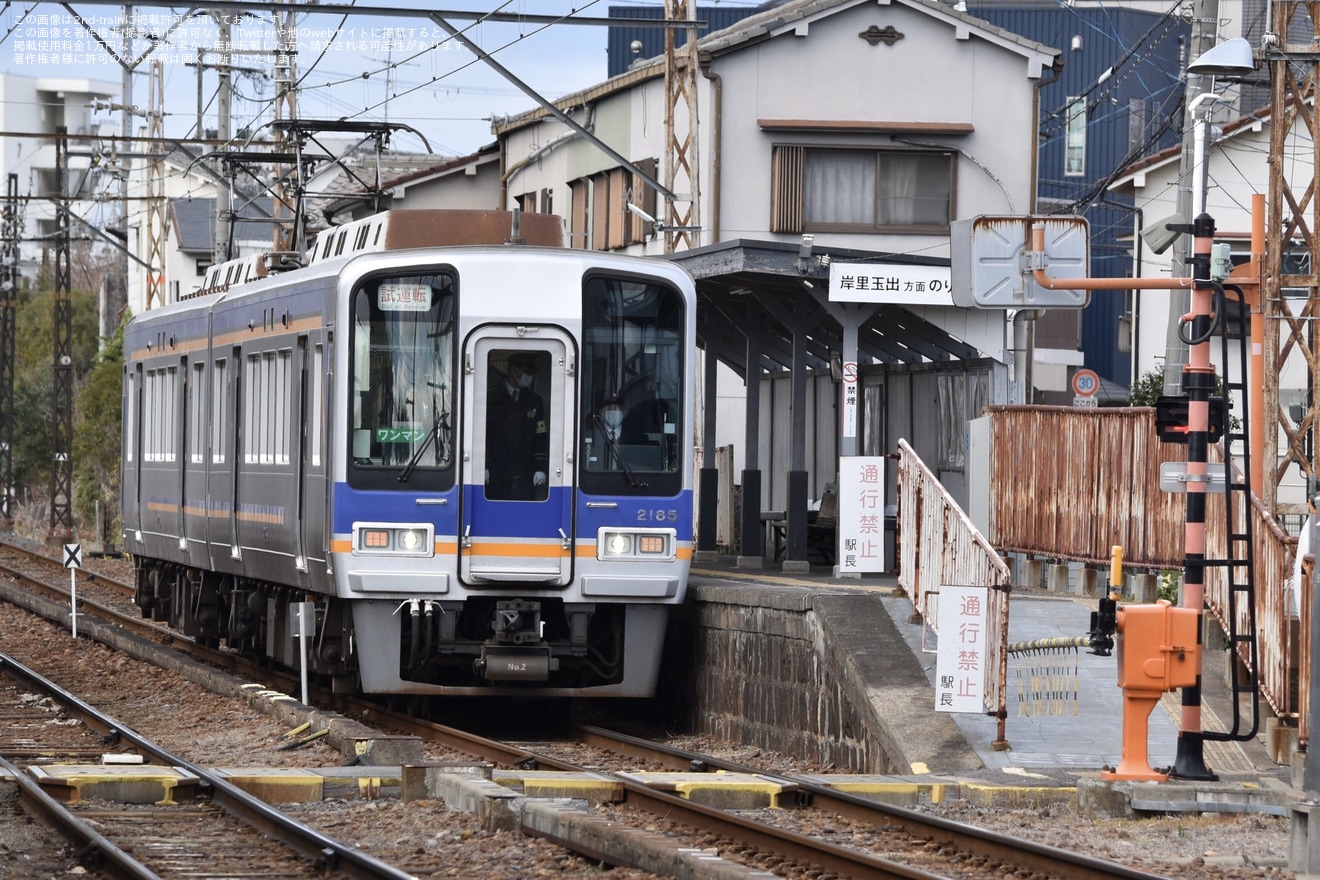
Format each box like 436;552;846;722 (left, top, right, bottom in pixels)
0;73;118;274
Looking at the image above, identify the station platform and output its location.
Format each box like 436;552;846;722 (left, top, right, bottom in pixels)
687;558;1300;816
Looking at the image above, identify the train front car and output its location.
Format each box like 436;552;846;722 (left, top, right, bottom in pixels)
335;248;696;696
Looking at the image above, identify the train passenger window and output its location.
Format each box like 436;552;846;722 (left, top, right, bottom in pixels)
310;344;323;468
211;359;227;464
189;362;205;464
347;272;457;491
124;370;136;464
243;355;261;464
144;365;179;463
241;350;292;466
579;274;684;495
275;350;291;465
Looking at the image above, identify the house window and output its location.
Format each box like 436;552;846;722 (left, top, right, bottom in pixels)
570;159;659;251
591;172;610;250
1065;98;1086;177
1127;97;1148;153
569;179;588;249
771;145;955;233
628;158;657;245
195;258;211;276
516;190;538;213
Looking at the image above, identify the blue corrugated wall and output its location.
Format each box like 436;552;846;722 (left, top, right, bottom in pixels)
974;5;1189;389
606;5;761;77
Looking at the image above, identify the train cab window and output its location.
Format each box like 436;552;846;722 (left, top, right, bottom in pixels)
580;275;684;496
348;272;457;492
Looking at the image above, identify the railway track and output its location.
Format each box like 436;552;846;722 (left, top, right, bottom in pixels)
352;712;1177;880
0;650;414;879
0;539;1223;880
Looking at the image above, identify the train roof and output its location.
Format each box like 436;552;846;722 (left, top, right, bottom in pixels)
187;210;565;302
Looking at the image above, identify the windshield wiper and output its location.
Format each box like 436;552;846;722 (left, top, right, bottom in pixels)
399;413;444;483
399;382;449;483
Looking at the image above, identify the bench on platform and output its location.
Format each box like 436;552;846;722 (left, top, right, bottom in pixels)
761;484;838;565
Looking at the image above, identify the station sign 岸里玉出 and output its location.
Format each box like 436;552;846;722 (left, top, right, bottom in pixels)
828;263;954;306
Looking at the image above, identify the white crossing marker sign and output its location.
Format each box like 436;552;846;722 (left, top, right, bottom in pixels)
62;543;81;638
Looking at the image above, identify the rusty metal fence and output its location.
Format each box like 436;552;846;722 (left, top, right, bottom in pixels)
1204;464;1302;740
985;405;1303;742
986;405;1186;568
897;438;1013;744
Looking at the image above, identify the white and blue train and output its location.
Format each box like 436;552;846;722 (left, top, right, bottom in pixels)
121;210;696;697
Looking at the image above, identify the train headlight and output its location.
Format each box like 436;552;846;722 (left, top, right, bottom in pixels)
353;524;434;556
597;528;675;561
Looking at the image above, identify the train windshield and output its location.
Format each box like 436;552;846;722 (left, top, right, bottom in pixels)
348;272;457;490
580;275;684;494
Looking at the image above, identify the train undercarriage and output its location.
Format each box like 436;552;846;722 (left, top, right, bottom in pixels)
132;558;629;693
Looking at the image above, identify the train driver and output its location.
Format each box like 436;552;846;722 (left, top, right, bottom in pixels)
485;352;550;500
584;395;626;470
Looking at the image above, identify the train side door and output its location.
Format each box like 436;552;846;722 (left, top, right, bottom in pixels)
460;330;574;585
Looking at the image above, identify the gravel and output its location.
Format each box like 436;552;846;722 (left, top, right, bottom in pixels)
0;541;1301;879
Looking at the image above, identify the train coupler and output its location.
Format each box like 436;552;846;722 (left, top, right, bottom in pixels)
493;599;543;645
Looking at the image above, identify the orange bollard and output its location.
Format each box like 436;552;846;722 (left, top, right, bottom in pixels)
1100;599;1200;781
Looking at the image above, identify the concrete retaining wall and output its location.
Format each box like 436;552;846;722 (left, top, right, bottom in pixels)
661;583;981;776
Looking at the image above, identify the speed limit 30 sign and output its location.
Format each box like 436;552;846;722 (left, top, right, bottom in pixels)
1072;368;1100;408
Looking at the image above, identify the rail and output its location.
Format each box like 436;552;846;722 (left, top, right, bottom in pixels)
896;438;1013;745
0;650;415;880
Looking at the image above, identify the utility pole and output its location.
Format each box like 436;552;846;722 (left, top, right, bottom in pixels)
663;0;699;254
0;174;19;528
50;129;73;542
1163;0;1222;396
272;8;300;253
119;3;133;315
214;13;233;264
144;60;167;309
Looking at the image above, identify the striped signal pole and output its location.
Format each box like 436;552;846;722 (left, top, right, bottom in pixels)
1171;211;1218;781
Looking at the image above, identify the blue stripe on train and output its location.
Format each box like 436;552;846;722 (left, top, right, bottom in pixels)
330;484;693;539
